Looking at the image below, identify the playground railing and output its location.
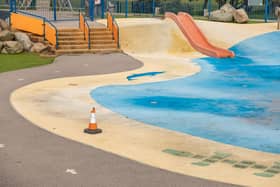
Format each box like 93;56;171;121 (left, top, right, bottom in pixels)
10;11;58;49
108;0;277;22
85;20;90;49
79;12;85;34
79;12;91;49
10;11;44;35
45;20;58;48
107;11;120;48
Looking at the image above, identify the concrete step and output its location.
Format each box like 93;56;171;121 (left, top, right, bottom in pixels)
59;40;87;45
58;36;85;40
58;44;89;50
91;35;113;40
91;43;118;49
90;33;112;38
56;48;121;55
56;49;90;55
58;28;80;32
91;48;121;54
90;31;112;35
91;39;116;44
58;32;84;36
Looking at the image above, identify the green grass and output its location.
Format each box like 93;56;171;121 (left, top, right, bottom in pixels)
0;53;54;73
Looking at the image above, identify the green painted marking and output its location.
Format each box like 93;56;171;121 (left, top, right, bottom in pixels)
204;158;219;163
214;152;231;158
233;164;249;169
222;159;237;164
192;161;210;167
271;165;280;170
254;172;274;178
240;160;256;165
162;149;193;158
192;155;206;159
251;164;267;170
265;169;280;174
209;155;225;160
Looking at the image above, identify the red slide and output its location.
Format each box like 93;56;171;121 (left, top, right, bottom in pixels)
165;12;235;58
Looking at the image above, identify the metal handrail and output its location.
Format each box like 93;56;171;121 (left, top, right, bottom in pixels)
79;12;91;49
85;18;91;49
107;11;120;48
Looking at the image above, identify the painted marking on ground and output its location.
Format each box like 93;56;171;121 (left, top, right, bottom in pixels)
0;144;5;148
17;78;24;81
65;169;78;175
127;71;165;81
162;148;279;178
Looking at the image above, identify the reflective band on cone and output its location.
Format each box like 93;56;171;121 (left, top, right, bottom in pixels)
84;107;102;134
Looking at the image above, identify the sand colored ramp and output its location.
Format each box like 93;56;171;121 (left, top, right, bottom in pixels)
165;12;235;58
113;18;195;56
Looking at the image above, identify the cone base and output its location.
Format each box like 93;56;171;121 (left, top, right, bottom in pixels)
84;128;102;134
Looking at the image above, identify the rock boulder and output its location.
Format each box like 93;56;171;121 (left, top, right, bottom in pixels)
220;3;236;14
4;41;24;54
209;10;234;22
1;47;8;54
233;9;249;23
30;42;48;53
0;19;9;30
15;32;33;51
0;30;15;41
209;3;236;22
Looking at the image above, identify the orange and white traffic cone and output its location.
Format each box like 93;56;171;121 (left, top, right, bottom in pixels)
84;107;102;134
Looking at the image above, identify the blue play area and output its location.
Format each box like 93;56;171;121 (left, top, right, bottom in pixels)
91;32;280;154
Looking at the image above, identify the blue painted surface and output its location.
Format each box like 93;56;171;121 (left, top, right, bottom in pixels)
91;32;280;154
127;71;165;81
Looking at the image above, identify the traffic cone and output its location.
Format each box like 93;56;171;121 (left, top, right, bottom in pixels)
84;107;102;134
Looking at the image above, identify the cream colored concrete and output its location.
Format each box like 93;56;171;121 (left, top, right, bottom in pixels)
195;20;278;48
11;18;280;187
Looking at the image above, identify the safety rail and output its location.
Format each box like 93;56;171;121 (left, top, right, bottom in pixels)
107;11;120;48
10;11;58;49
45;20;58;48
79;12;91;49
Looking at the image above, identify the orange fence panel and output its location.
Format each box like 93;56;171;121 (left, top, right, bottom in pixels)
79;13;85;33
85;24;90;47
107;13;113;31
107;12;119;47
79;13;90;49
10;13;44;35
112;24;119;46
45;23;56;46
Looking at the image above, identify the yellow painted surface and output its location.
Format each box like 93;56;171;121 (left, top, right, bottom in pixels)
45;23;56;46
11;13;44;36
79;13;85;32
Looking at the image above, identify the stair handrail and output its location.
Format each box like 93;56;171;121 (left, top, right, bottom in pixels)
79;12;91;49
107;11;120;48
11;10;58;49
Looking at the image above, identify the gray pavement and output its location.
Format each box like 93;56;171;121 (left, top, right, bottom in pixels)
0;53;241;187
